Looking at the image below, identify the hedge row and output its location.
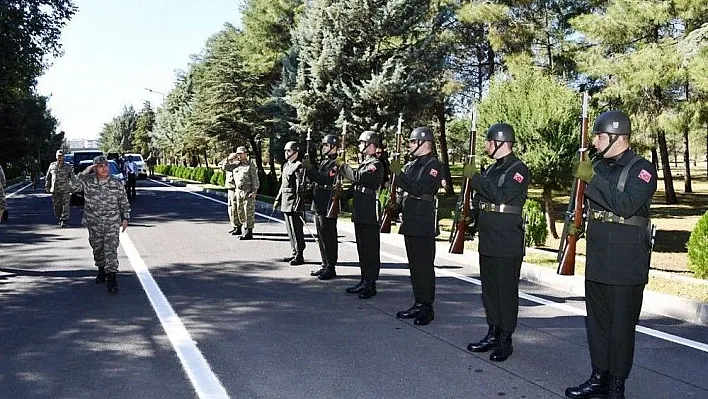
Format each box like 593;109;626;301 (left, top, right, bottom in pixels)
155;164;225;186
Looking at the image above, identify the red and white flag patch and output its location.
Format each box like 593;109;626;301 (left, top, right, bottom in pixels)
638;169;652;183
513;172;524;183
429;168;438;177
367;164;377;172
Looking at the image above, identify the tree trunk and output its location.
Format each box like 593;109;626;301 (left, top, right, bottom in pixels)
657;129;678;204
248;136;265;176
436;103;454;196
683;125;692;193
203;149;209;168
543;186;558;239
651;146;659;171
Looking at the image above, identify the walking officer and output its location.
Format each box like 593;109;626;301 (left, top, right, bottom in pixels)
305;134;340;280
274;141;306;265
220;153;240;235
388;126;443;326
45;150;75;227
463;123;530;362
565;111;657;399
339;131;384;299
233;146;260;240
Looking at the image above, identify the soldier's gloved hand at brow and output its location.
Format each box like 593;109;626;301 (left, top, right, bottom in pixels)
573;161;595;183
462;163;479;179
389;159;403;175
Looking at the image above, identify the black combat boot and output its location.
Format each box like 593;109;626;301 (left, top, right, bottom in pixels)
358;281;377;299
607;376;625;399
467;325;500;353
396;303;422;319
564;368;609;398
413;304;434;326
1;209;8;222
106;272;119;294
232;226;243;236
282;255;295;262
289;254;304;266
239;228;253;240
95;267;106;284
346;280;366;294
228;227;237;234
318;266;337;280
310;265;327;276
489;331;513;362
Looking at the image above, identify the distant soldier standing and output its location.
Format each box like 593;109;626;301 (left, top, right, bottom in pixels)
72;156;131;294
221;153;240;235
0;163;7;222
305;134;340;280
388;127;443;325
464;123;530;362
233;146;260;240
45;150;75;227
274;141;306;265
565;111;657;399
339;131;384;299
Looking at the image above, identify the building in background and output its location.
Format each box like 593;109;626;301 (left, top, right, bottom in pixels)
67;138;100;151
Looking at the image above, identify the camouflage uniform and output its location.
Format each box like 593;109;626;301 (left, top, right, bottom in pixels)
221;157;239;229
46;160;75;223
233;160;259;229
0;164;6;222
73;166;131;274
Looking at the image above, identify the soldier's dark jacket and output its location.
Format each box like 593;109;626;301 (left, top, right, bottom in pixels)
340;155;384;225
279;159;305;213
585;149;657;285
306;157;338;215
471;153;530;258
395;153;443;237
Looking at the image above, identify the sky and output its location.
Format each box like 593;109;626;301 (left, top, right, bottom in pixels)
36;0;243;140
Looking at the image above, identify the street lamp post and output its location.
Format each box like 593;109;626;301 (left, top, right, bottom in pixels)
144;87;165;103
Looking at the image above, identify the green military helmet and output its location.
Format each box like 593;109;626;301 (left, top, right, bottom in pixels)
284;141;299;152
322;134;339;146
593;110;631;136
93;155;108;165
358;131;379;146
486;123;515;142
409;126;434;142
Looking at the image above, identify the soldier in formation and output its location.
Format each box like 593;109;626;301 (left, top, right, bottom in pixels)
388;126;443;326
221;153;240;235
45;150;74;227
463;123;530;363
232;146;260;240
274;141;306;265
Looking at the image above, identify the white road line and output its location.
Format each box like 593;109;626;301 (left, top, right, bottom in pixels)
6;183;32;197
120;233;230;399
158;179;708;353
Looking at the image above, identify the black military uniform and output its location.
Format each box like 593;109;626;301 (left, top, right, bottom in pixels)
466;123;530;362
340;131;384;299
393;127;443;326
306;134;340;280
565;111;657;399
277;141;306;265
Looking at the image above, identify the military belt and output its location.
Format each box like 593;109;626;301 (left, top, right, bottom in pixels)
316;184;335;190
353;185;377;196
588;209;649;227
478;201;522;215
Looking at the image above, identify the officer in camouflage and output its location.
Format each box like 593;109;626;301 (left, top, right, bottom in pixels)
565;111;657;399
0;163;7;223
274;141;306;265
220;153;240;235
233;146;260;240
464;123;530;363
304;134;340;280
72;155;131;294
339;131;384;299
389;126;443;326
45;150;75;227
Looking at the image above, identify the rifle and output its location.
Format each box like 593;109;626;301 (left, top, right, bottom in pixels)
449;108;478;254
379;114;403;233
557;90;590;276
326;120;347;218
294;128;312;212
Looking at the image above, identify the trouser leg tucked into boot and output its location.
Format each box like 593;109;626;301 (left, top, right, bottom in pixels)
467;325;500;353
95;267;106;284
106;272;119;294
564;367;609;399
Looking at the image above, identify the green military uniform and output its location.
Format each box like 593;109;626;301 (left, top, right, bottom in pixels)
0;164;7;222
233;158;260;237
46;155;75;226
277;142;306;265
220;156;239;234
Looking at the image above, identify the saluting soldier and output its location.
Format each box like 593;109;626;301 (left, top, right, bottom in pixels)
565;111;657;399
304;134;340;280
388;127;443;326
45;150;75;227
339;131;384;299
463;123;530;362
233;146;260;240
274;141;306;265
220;153;240;235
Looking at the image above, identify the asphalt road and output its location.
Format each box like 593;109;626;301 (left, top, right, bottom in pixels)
1;179;706;399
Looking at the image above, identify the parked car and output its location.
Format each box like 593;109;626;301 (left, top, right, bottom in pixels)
124;153;148;179
71;150;104;173
64;153;74;165
70;160;126;206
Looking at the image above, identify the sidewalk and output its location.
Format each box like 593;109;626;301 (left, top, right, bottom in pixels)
160;175;708;327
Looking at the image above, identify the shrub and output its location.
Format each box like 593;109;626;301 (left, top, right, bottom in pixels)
687;211;708;279
523;199;548;247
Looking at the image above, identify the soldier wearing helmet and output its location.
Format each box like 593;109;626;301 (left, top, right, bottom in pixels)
339;130;384;299
45;149;75;227
388;126;443;326
304;134;341;280
463;122;530;362
274;140;306;265
232;146;260;240
565;110;657;399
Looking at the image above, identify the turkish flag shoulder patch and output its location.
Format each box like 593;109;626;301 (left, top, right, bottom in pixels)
367;164;377;172
513;172;524;183
429;168;438;177
638;169;652;183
